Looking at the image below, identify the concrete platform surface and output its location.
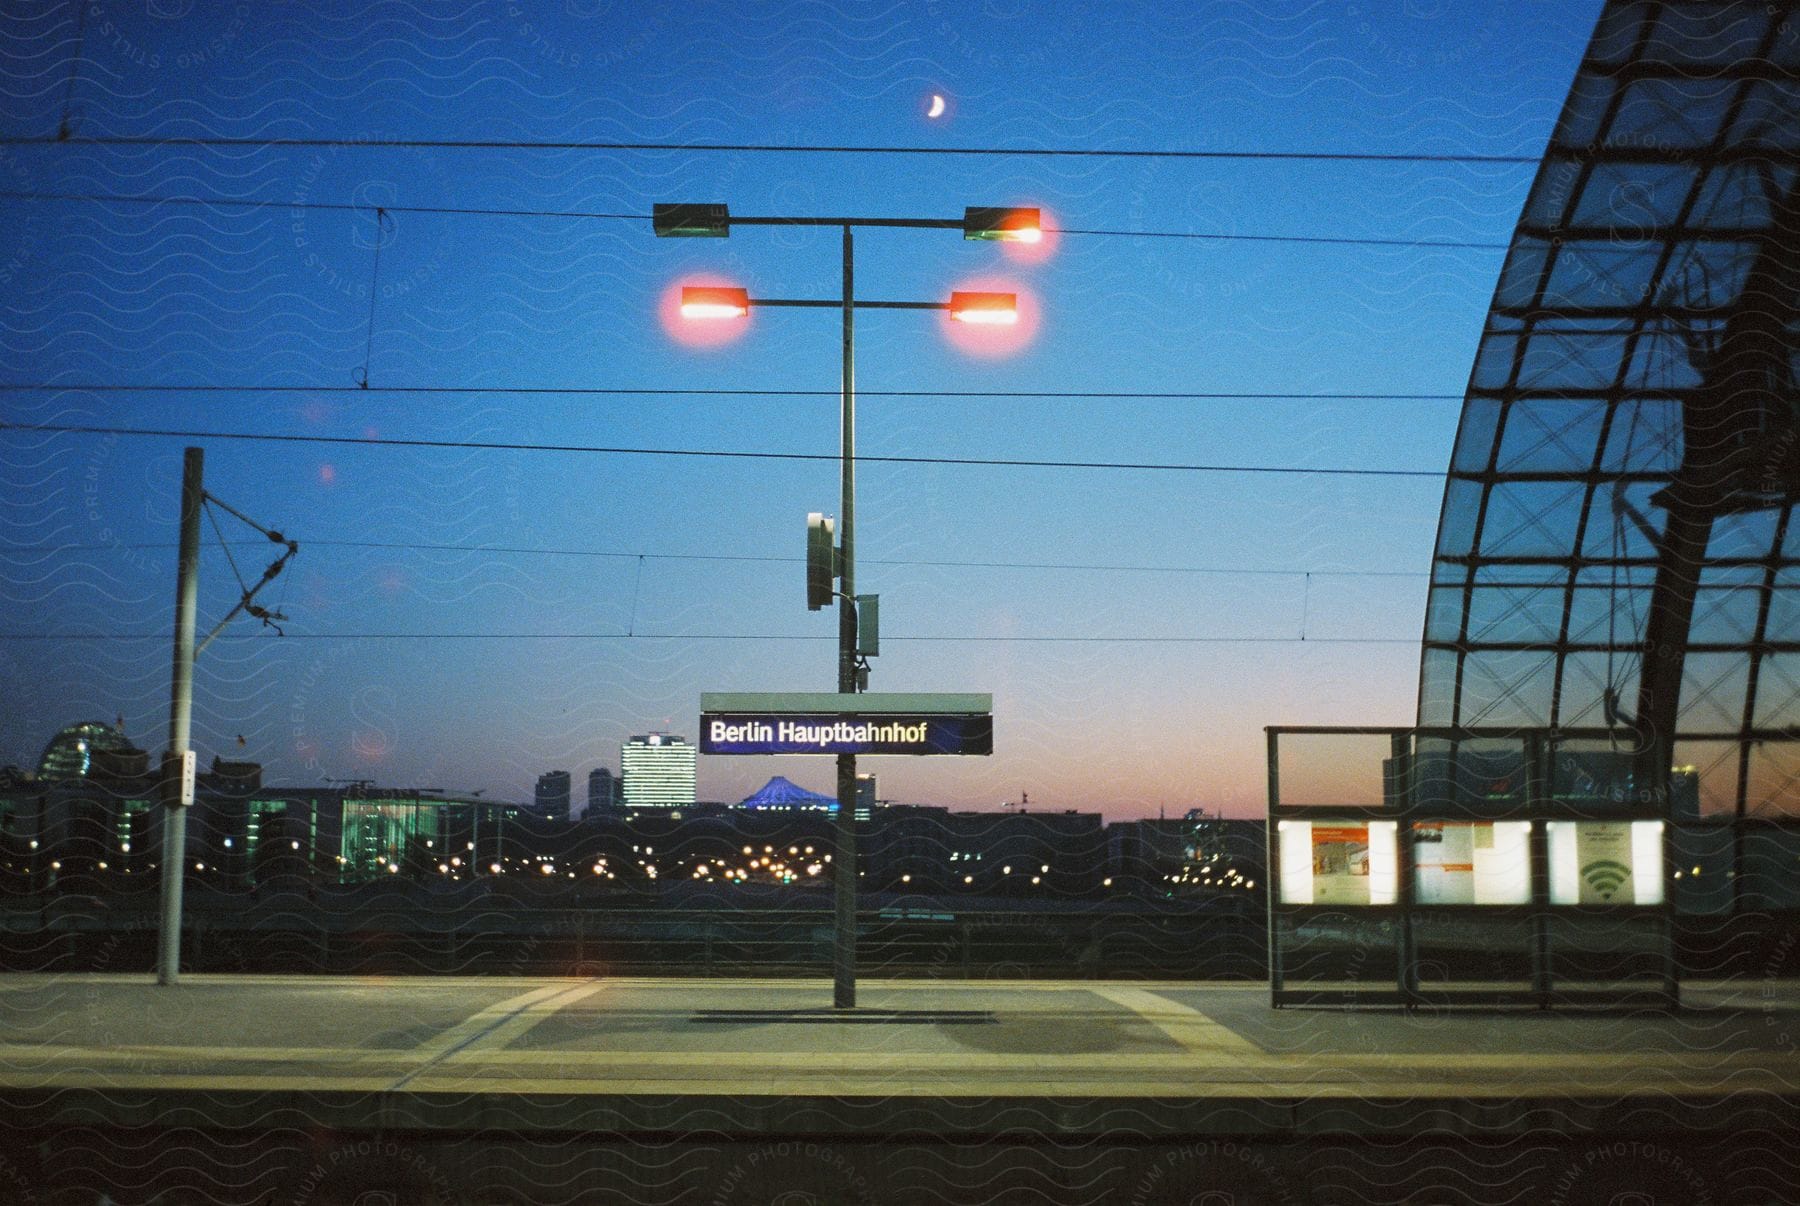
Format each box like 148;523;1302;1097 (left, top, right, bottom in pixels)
0;974;1796;1136
1;975;1797;1203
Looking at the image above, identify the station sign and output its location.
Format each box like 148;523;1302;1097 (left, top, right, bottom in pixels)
700;692;992;756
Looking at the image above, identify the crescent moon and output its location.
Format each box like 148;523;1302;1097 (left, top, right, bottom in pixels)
927;94;946;118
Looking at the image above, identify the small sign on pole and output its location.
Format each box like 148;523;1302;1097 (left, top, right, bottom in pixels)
162;749;197;808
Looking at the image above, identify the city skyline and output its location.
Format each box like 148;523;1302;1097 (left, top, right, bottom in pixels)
0;2;1612;820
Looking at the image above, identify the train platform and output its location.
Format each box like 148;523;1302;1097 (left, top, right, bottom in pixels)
0;973;1795;1203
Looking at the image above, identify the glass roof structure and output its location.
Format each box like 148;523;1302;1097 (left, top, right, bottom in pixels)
1421;0;1800;816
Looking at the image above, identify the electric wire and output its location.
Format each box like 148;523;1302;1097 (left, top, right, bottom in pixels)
0;538;1427;578
0;382;1464;401
2;134;1542;165
0;188;1510;251
0;421;1446;479
0;631;1416;644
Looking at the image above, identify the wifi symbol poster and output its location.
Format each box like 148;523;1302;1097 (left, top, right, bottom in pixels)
1575;821;1635;904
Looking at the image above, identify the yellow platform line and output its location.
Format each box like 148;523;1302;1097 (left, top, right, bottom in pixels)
440;982;606;1059
404;981;581;1061
1089;985;1265;1056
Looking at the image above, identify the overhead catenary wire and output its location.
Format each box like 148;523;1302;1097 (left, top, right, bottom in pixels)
0;537;1429;578
0;382;1465;401
0;421;1445;479
0;631;1418;644
0;134;1543;165
0;189;1512;250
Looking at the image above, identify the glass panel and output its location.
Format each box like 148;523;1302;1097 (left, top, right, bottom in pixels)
1729;80;1800;149
1465;584;1565;645
1557;652;1640;728
1583;481;1668;559
1664;239;1759;309
1570;161;1697;233
1451;397;1501;473
1495;238;1552;307
1544;239;1660;308
1517;329;1628;390
1763;572;1800;655
1677;652;1751;732
1587;1;1652;64
1603;77;1735;150
1419;647;1461;725
1697;564;1767;589
1706;508;1780;559
1743;742;1800;817
1523;166;1582;229
1275;732;1401;808
1496;399;1605;472
1601;398;1682;473
1644;4;1770;65
1478;481;1586;559
1471;332;1519;389
1458;651;1556;727
1693;161;1791;228
1566;586;1648;645
1752;654;1800;730
1425;586;1467;642
1688;587;1764;645
1626;322;1708;389
1435;478;1484;557
1556;74;1618;147
1670;739;1741;816
1741;829;1800;909
1478;562;1576;585
1550;740;1639;805
1671;822;1734;914
1410;738;1529;811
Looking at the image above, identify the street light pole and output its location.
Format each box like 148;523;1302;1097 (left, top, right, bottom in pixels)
835;223;858;1008
656;202;1037;1010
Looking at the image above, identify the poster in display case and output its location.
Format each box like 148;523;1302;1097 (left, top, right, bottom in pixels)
1547;820;1664;905
1412;821;1531;905
1311;825;1371;904
1278;820;1398;905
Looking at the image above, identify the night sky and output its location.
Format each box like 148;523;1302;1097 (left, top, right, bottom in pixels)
0;1;1605;818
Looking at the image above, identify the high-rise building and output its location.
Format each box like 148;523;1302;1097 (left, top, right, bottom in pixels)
620;734;695;810
533;770;572;822
586;767;618;817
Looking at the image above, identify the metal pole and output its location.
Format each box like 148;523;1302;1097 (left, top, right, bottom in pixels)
834;224;858;1009
158;446;203;986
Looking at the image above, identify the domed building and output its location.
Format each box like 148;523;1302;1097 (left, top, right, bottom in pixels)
36;721;149;781
737;776;837;812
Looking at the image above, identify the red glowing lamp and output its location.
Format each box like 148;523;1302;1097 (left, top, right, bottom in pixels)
947;291;1018;324
680;286;750;320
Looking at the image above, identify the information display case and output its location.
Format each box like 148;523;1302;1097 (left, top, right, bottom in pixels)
1267;726;1676;1009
